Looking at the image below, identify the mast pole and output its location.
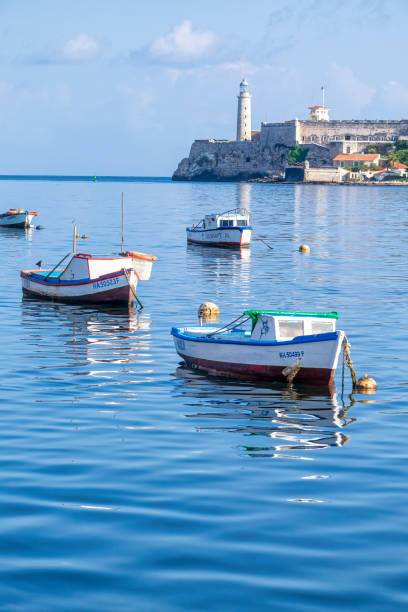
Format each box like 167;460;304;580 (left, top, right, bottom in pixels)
121;192;124;253
73;224;77;254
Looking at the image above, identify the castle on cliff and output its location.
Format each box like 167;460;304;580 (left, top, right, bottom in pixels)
173;80;408;181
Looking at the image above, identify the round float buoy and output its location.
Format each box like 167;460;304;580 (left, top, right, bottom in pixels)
299;244;310;253
36;225;44;230
356;374;377;393
198;302;220;318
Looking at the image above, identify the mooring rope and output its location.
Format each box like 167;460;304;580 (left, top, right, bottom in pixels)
122;268;143;310
282;359;302;383
342;335;357;388
206;315;250;337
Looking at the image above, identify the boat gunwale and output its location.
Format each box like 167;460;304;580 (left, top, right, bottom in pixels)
21;268;135;287
171;327;341;348
186;226;253;233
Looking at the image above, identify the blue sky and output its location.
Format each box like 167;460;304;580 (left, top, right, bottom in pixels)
0;0;407;175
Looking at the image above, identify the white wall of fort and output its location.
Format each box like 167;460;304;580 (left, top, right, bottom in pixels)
173;79;408;180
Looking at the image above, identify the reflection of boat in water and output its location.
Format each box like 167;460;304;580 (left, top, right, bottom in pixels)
21;299;154;375
174;365;354;456
187;242;251;261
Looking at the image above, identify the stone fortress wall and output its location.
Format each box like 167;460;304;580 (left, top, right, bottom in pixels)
172;83;408;181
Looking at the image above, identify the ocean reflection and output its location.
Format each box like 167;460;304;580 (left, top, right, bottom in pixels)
186;243;251;290
0;226;34;241
174;366;355;459
20;299;153;389
236;182;252;210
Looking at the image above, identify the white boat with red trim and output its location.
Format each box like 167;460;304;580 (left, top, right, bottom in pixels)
20;218;157;305
21;253;140;304
186;208;252;247
0;208;38;228
171;310;345;387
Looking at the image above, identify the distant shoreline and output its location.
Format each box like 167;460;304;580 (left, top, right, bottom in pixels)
0;175;171;182
0;175;406;186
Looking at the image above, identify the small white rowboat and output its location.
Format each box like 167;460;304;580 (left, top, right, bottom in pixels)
0;208;37;228
172;310;345;387
186;208;252;248
21;249;157;305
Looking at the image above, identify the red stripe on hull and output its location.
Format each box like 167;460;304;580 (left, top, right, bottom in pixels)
187;238;249;248
180;354;335;386
22;284;133;304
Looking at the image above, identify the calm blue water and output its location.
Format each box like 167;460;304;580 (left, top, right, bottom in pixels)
0;178;407;610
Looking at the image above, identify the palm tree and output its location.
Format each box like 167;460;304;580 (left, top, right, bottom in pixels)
386;152;399;170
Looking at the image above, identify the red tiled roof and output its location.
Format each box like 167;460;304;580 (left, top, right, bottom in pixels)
309;105;328;109
389;160;407;169
333;154;380;161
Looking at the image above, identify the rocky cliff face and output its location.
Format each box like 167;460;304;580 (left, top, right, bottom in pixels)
172;140;333;181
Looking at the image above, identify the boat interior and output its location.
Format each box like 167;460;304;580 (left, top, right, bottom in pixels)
179;312;338;343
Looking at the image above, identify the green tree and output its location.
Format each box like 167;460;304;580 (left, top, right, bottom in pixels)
386;152;399;169
287;146;308;164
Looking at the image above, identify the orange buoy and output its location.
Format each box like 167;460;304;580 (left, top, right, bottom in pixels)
299;244;310;254
198;302;220;318
356;374;377;393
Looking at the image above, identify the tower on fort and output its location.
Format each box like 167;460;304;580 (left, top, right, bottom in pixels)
308;85;330;121
236;79;252;141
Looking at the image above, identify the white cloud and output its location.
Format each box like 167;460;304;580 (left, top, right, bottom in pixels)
329;64;374;114
62;33;100;62
165;61;287;84
380;81;408;112
150;20;215;62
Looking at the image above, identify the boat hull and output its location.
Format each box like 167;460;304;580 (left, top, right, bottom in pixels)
172;329;344;386
21;269;137;304
186;227;252;247
0;212;34;228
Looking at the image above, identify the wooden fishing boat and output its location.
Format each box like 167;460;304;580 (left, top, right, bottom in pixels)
186;208;252;247
171;310;345;386
0;208;37;228
21;252;139;304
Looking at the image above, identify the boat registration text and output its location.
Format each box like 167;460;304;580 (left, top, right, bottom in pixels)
279;351;304;359
93;277;119;289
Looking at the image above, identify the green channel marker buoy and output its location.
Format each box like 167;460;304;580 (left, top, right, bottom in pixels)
93;176;97;182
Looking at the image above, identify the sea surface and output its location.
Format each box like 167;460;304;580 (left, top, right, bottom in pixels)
0;177;407;611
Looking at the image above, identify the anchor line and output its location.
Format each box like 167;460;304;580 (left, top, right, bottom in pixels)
206;315;251;338
122;268;143;310
342;335;357;388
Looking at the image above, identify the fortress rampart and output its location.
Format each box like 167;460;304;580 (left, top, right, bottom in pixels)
172;82;408;181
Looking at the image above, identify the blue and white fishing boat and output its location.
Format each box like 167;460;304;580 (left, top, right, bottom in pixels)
0;208;37;228
20;226;157;305
172;310;345;386
21;252;139;304
186;208;252;247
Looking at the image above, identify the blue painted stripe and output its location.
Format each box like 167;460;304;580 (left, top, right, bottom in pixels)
186;226;252;234
23;269;130;287
171;327;340;347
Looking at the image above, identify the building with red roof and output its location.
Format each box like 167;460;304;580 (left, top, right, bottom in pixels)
333;153;380;168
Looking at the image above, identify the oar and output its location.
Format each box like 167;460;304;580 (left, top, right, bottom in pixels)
254;235;274;250
44;252;72;279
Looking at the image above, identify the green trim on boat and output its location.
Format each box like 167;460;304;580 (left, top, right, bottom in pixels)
244;310;339;330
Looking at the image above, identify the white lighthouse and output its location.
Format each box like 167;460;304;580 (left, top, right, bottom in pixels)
236;79;252;141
